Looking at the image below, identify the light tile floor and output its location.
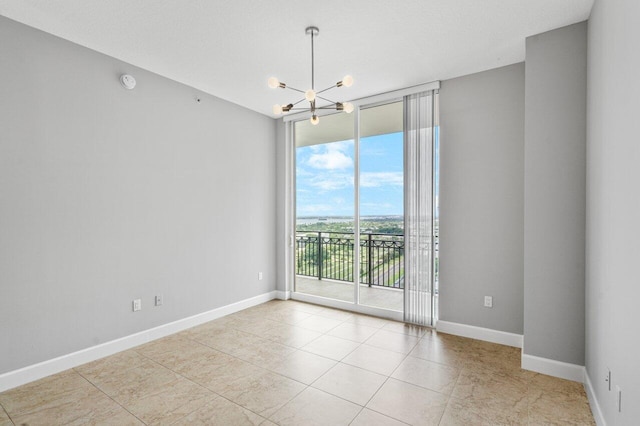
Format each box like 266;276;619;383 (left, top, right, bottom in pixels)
0;300;595;425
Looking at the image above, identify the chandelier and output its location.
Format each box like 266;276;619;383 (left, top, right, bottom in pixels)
268;26;354;125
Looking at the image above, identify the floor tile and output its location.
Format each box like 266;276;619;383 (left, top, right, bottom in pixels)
312;363;387;405
302;335;360;360
466;339;522;372
74;350;148;383
451;368;528;406
119;378;214;425
269;387;361;426
168;346;236;381
342;344;407;376
235;318;284;337
173;395;265;425
81;360;179;405
0;407;11;426
350;408;408;426
366;378;448;426
9;385;140;426
136;338;222;372
365;330;420;354
262;323;323;348
381;321;429;337
391;356;460;394
218;370;306;418
440;395;528;426
0;370;96;417
186;357;268;394
262;309;313;325
296;315;343;333
190;328;266;356
268;350;337;385
232;338;297;367
327;322;379;343
198;315;256;332
286;301;326;314
528;373;586;397
528;391;596;425
178;320;228;339
313;307;355;321
134;333;194;359
408;335;469;367
346;314;393;329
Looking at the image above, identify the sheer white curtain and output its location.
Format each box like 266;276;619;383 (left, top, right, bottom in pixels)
403;91;436;326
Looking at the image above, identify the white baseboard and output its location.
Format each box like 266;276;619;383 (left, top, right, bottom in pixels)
0;290;278;392
276;290;291;300
521;353;585;383
435;320;523;348
584;370;607;426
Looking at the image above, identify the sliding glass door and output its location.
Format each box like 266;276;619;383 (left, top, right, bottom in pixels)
358;102;404;311
294;113;355;303
289;87;438;324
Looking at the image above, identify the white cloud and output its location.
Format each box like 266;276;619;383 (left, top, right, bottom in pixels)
309;173;353;191
360;172;403;187
307;141;354;170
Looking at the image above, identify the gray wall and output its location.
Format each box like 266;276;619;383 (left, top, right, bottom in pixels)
0;16;276;374
275;119;287;293
586;0;640;423
439;63;525;334
523;22;586;365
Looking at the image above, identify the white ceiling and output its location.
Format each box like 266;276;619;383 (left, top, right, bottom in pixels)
0;0;593;117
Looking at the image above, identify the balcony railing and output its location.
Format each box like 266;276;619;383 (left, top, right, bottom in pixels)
295;231;405;289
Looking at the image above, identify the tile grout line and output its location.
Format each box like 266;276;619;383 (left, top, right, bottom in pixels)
74;368;148;425
144;314;316;424
0;402;16;426
125;343;277;424
354;330;443;426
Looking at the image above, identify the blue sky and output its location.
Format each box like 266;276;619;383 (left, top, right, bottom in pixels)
296;132;404;217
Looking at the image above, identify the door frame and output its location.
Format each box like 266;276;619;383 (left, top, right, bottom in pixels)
282;81;440;321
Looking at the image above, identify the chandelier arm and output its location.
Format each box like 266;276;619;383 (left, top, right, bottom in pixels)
291;98;307;106
316;95;338;104
284;86;305;94
316;85;338;95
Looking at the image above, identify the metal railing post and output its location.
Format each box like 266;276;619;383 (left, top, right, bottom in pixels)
317;231;322;280
367;233;373;287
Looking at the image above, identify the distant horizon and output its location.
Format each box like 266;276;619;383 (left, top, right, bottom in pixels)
296;214;403;219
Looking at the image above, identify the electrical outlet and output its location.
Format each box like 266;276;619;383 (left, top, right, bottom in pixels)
258;272;263;280
605;368;611;391
484;296;493;308
155;294;163;306
132;299;141;312
616;385;622;412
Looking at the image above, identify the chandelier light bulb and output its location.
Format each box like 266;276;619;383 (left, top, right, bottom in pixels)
272;104;283;115
310;115;320;125
305;89;316;102
343;102;354;113
268;77;280;89
342;75;354;87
